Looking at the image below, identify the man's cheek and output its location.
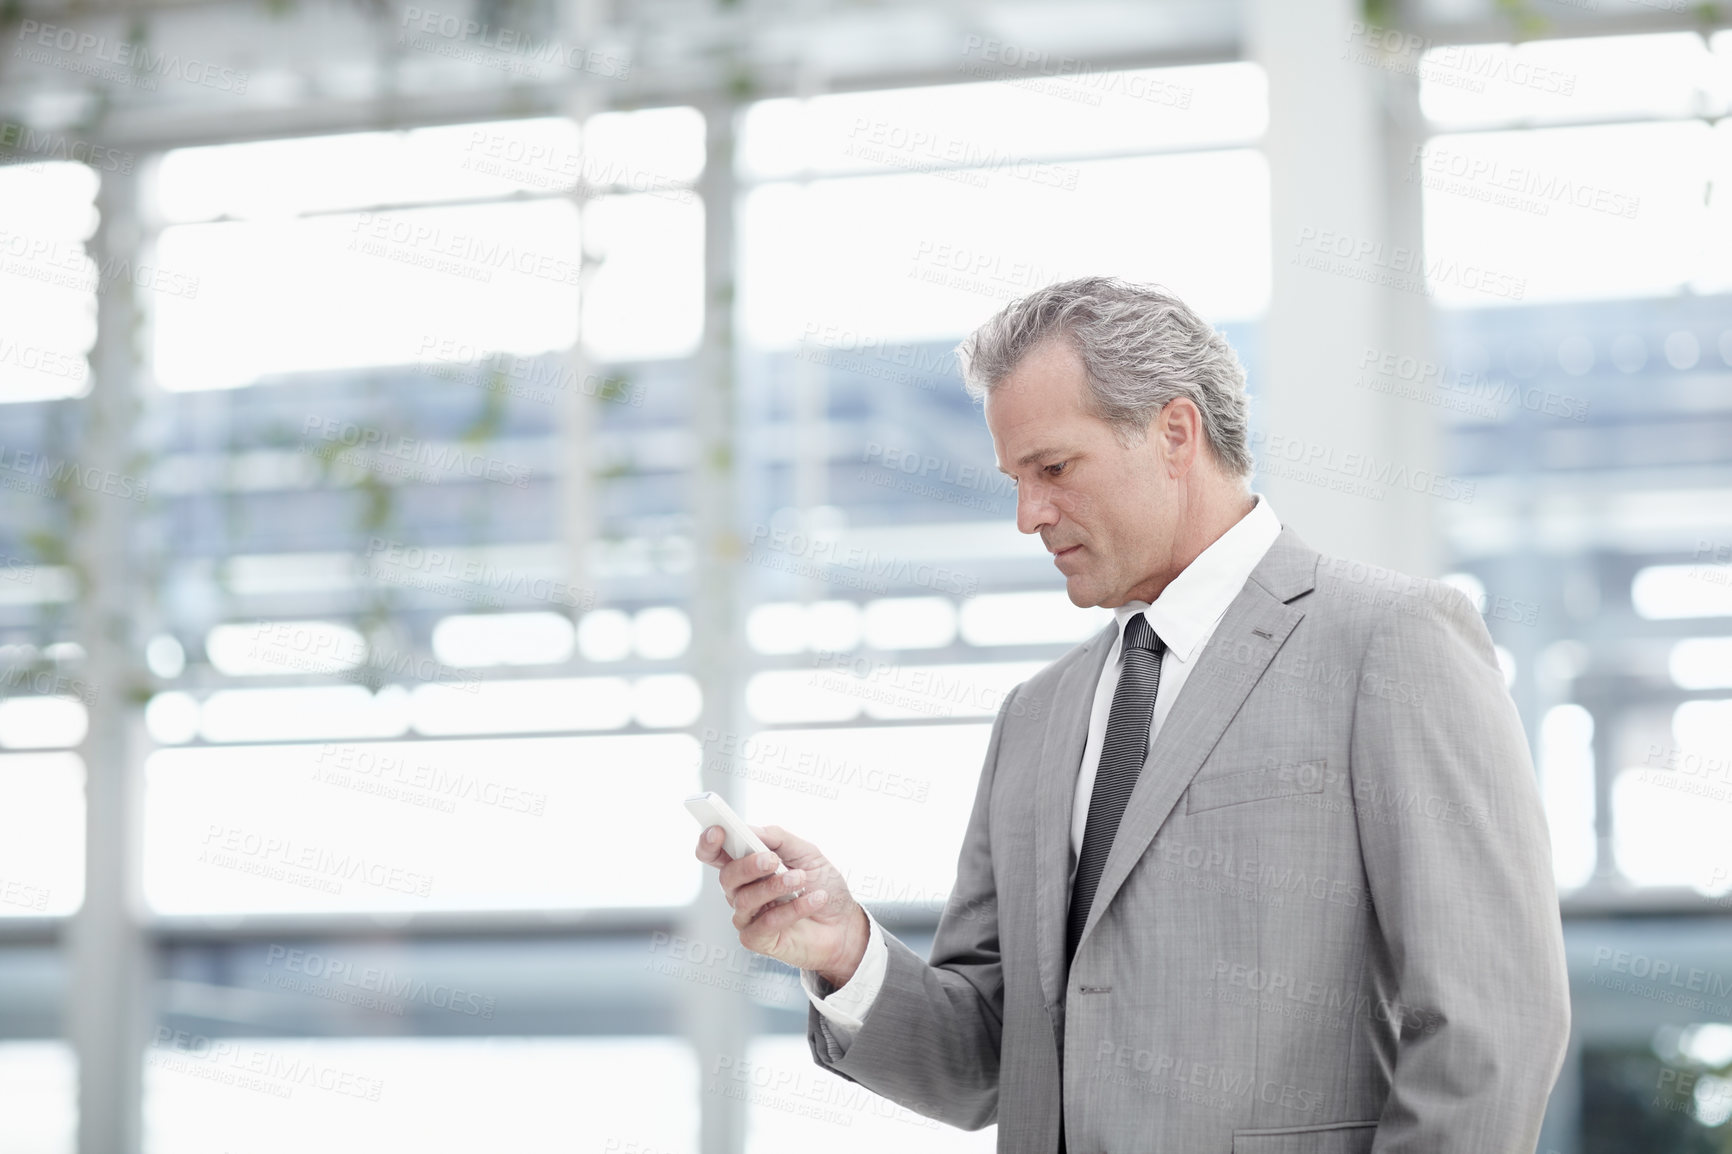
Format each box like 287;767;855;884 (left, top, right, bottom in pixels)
1055;489;1096;520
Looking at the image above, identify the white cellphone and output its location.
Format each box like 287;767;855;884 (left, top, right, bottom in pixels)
685;791;786;874
686;791;804;904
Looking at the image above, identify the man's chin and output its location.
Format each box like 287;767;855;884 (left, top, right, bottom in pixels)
1062;577;1100;609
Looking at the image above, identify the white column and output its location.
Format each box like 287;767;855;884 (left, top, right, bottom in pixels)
559;0;602;636
67;162;153;1154
687;93;752;1154
1248;0;1441;577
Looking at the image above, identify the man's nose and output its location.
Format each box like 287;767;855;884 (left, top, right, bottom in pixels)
1016;485;1052;535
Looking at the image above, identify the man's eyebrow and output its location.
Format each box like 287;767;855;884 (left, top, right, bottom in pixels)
1000;447;1068;475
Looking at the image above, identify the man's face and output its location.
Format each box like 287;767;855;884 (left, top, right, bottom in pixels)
985;336;1180;609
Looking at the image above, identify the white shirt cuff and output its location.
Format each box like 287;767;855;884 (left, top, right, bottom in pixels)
800;907;887;1045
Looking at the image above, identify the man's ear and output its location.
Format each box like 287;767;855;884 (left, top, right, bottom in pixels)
1155;399;1202;475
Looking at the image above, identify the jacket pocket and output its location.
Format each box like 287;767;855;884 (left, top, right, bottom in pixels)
1185;758;1328;815
1231;1120;1377;1154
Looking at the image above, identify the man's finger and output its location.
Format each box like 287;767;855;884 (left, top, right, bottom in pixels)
740;889;831;950
729;869;807;928
694;825;730;866
753;823;814;860
719;850;783;893
717;849;786;901
731;869;805;928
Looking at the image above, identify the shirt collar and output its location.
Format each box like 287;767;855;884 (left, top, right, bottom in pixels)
1111;492;1283;664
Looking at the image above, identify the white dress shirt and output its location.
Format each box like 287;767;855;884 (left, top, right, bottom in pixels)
800;492;1283;1044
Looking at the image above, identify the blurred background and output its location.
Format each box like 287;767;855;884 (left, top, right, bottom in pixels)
0;0;1729;1150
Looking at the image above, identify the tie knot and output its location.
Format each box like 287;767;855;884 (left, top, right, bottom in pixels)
1123;611;1164;656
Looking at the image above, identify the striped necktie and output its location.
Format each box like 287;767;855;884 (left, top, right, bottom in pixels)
1065;610;1165;963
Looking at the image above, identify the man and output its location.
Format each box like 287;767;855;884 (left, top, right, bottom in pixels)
695;277;1570;1153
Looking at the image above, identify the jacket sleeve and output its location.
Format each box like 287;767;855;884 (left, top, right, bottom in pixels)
804;682;1015;1130
1351;585;1571;1152
800;905;889;1039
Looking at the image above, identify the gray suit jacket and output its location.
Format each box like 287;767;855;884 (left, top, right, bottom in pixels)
807;526;1570;1154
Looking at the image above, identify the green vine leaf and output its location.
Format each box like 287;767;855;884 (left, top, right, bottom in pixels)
459;378;508;445
1493;0;1549;39
1361;0;1397;27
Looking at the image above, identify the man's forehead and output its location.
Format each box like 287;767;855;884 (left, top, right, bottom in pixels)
987;393;1081;471
994;339;1082;396
986;369;1080;422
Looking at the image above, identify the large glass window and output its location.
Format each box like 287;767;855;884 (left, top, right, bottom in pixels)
1416;31;1732;901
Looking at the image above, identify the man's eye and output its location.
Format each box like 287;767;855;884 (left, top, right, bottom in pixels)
1045;461;1067;477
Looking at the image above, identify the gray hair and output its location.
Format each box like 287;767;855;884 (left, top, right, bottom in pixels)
955;276;1253;478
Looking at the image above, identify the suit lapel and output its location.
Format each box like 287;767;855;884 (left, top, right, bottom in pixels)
1034;621;1114;1015
1069;527;1321;967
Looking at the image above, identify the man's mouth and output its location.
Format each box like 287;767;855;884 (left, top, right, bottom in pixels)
1052;544;1081;558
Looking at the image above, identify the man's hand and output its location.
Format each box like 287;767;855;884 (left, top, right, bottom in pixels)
694;823;869;988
